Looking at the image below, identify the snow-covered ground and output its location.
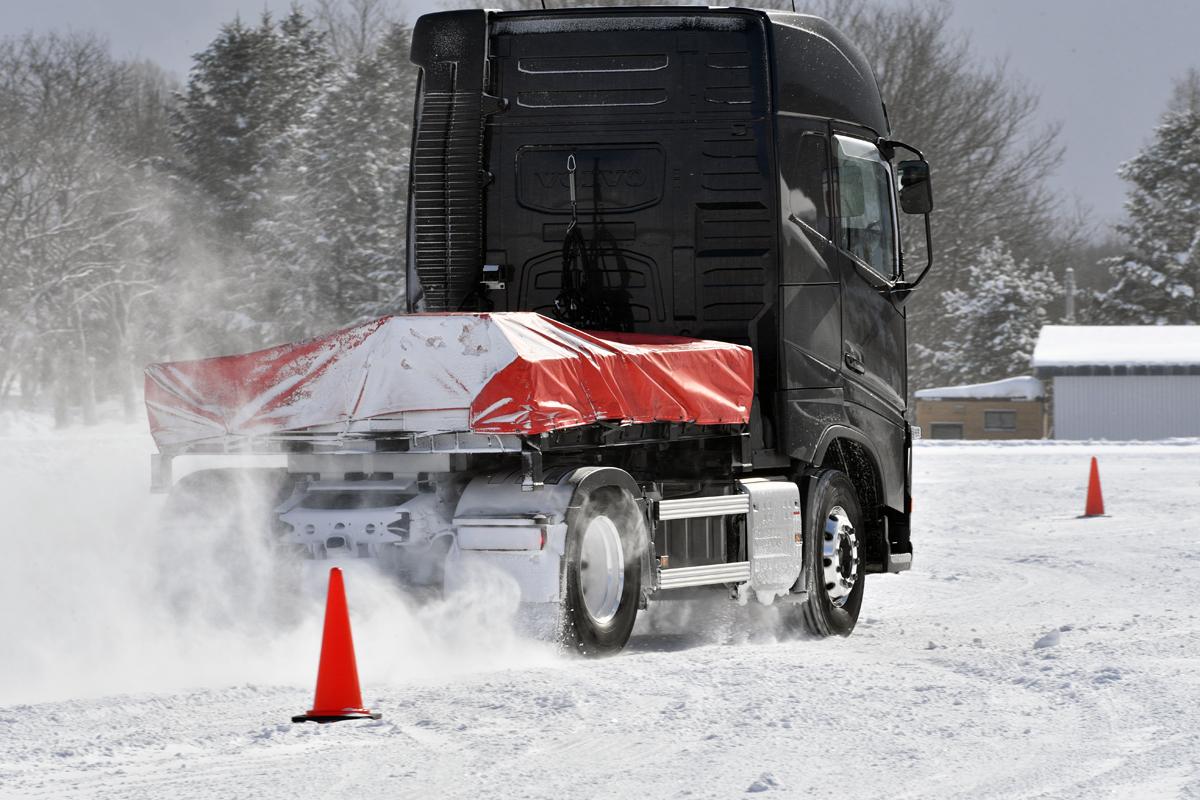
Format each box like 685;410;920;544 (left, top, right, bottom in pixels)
3;421;1200;799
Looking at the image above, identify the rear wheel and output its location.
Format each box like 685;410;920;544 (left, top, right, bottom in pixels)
798;470;865;637
561;487;644;656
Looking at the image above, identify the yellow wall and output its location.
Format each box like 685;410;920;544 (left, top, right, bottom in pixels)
915;398;1045;440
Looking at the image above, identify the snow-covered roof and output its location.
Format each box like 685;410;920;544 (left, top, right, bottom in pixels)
1032;325;1200;368
914;376;1044;400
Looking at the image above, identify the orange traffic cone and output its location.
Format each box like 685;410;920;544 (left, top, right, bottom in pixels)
293;567;381;723
1083;456;1105;518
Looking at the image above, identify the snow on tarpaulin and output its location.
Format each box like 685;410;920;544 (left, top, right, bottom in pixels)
144;313;754;448
914;375;1044;401
1032;325;1200;368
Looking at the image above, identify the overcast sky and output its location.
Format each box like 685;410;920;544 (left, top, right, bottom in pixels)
4;0;1198;225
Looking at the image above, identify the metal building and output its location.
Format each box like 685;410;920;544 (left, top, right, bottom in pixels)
1032;326;1200;440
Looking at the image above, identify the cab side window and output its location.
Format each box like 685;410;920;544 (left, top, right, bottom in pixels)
834;135;898;278
785;132;830;239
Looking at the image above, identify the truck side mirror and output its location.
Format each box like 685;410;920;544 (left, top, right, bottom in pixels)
897;160;933;215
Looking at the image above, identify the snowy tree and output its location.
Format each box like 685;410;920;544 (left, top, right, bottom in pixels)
1095;83;1200;325
803;0;1071;389
930;239;1060;384
170;10;335;346
251;24;415;340
0;34;178;420
77;61;187;418
312;0;403;62
173;11;332;238
1167;67;1200;115
0;8;413;418
173;17;277;238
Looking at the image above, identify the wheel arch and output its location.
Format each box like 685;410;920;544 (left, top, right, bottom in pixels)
562;466;645;514
453;465;652;600
804;426;888;571
452;464;646;528
561;466;652;602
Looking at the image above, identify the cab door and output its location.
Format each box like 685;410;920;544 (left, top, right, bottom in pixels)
777;117;840;391
831;134;906;412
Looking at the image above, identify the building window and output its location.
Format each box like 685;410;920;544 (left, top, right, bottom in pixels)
930;423;964;439
984;410;1017;431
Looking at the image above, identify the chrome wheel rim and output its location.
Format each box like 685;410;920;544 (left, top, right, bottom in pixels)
579;514;625;625
822;505;859;607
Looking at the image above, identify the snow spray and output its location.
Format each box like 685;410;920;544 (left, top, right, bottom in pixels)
0;429;555;705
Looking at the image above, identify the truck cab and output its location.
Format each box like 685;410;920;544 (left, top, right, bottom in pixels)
406;6;932;592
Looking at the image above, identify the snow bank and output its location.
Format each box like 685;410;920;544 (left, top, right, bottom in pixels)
914;375;1043;400
1032;325;1200;367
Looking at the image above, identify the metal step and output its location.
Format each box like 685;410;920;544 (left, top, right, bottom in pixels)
658;561;752;590
656;494;749;521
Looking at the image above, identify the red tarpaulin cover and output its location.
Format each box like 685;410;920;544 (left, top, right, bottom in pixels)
144;313;754;449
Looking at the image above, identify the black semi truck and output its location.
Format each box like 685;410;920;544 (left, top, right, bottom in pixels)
147;6;933;655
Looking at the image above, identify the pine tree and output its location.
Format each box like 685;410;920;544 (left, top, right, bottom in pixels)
175;16;274;236
1095;86;1200;324
174;11;332;235
252;24;415;340
933;239;1060;384
171;10;334;343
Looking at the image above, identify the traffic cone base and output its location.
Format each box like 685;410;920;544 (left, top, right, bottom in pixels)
293;567;381;724
292;710;382;724
1082;456;1106;518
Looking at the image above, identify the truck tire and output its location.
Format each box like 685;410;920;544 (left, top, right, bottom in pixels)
561;486;643;656
798;470;864;637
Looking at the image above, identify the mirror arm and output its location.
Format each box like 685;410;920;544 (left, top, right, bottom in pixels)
893;212;934;297
878;138;925;162
883;138;933;298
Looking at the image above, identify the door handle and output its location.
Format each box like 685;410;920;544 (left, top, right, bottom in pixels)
844;351;866;374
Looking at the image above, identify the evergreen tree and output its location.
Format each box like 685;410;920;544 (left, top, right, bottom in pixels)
175;16;274;236
1095;84;1200;324
174;11;331;237
931;239;1060;384
253;24;415;340
171;10;333;343
1166;67;1200;116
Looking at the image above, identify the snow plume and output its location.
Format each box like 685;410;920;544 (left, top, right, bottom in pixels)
633;592;799;650
0;430;554;706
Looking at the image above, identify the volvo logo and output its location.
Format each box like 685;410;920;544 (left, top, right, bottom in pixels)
517;147;665;212
533;168;648;189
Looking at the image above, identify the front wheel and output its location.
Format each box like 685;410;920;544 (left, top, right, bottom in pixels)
798;470;865;637
561;487;644;656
